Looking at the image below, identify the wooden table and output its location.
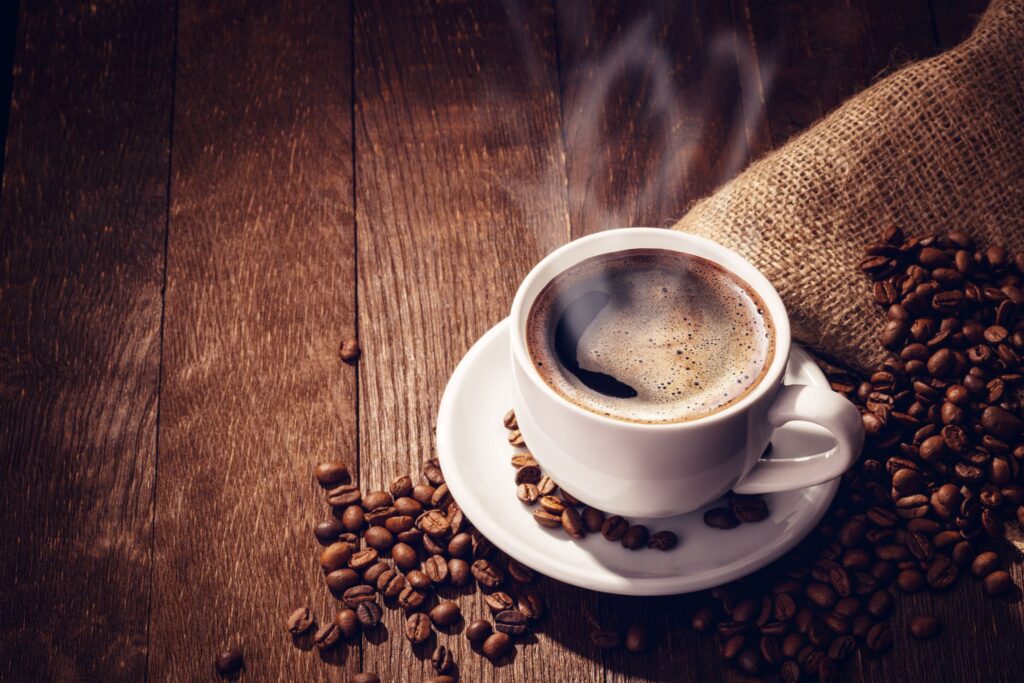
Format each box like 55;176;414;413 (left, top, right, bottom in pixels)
1;1;1011;681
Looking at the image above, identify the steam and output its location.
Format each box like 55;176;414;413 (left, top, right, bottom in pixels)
491;0;777;237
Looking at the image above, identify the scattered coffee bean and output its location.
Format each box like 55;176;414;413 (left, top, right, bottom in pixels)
515;464;542;485
621;524;649;550
424;555;449;585
432;644;455;674
582;507;606;533
286;607;314;635
406;612;433;644
314;518;345;544
983;570;1013;596
349;548;379;572
407;569;432;591
392;542;418;571
320;542;353;573
398;586;427;611
215;648;243;676
971;551;1000;578
507;558;536;583
647;530;678;551
508;429;526;448
703;508;740;530
448;558;472;587
503;409;518;430
482;632;513;659
429;602;461;627
326;484;361;507
510;452;537;468
601;515;628;541
910;615;941;639
356;601;383;628
466;619;493;643
335;609;360;639
483;592;515;613
533;509;562;528
562;508;586;539
314;622;341;650
315;461;350;486
472;559;505;588
866;622;892;652
339;337;360;363
517;483;540;504
364;526;394;552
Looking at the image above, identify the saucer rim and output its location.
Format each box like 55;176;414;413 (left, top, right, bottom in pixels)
436;317;841;596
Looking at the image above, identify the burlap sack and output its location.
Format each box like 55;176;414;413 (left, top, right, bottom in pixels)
675;0;1024;374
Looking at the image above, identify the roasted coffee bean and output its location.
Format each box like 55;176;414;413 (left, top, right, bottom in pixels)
926;555;959;589
363;526;394;552
314;622;341;650
377;568;406;599
591;628;623;650
407;569;432;591
540;495;567;515
704;507;740;529
648;530;679;551
515;464;542;485
622;524;649;549
365;507;395;527
510;453;538;469
773;593;797;621
562;508;586;539
472;559;505;588
495;609;529;635
972;551;1001;578
424;555;449;585
361;561;389;585
866;622;892;652
447;532;472;558
829;567;851;597
827;635;855;662
326;484;361;507
349;548;379;572
389;474;413;499
419;510;451;538
398;586;427;611
466;619;493;643
732;599;757;623
910;615;941;639
503;409;518;430
326;568;361;593
601;515;629;540
315;518;345;544
952;540;975;566
430;602;461;627
533;509;561;528
517;483;540;504
983;570;1013;596
334;609;360;639
483;592;515;613
423;458;445;486
518;587;545;620
395;495;425;517
537;475;558;496
508;430;526;448
412;484;436;507
897;569;925;593
430;483;452;509
320;542;353;573
286;607;314;635
448;558;471;587
867;590;894;618
731;495;770;523
391;542;418;571
363;490;394;512
624;623;650;653
482;632;513;659
582;507;606;533
431;644;455;675
560;488;583;506
315;461;350;486
805;583;837;609
691;607;713;632
343;585;376;609
906;531;932;562
406;612;433;644
215;647;243;676
422;533;447;556
385;515;414;534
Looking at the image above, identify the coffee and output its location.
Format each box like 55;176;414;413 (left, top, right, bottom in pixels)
526;248;774;423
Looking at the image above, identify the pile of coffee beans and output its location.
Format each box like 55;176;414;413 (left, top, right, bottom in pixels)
505;410;680;550
691;227;1022;682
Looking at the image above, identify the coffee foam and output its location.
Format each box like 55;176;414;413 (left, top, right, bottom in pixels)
526;249;774;423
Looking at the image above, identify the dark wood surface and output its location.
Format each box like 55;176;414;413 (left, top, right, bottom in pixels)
0;1;1008;681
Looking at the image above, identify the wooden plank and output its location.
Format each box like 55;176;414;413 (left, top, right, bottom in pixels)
147;1;357;680
929;0;990;48
0;2;173;680
354;1;601;680
558;0;771;237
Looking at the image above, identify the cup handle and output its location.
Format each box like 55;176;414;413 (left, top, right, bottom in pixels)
732;384;865;495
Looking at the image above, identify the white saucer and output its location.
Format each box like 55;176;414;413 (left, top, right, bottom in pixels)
436;319;840;596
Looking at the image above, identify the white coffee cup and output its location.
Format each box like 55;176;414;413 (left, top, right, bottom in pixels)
509;228;864;518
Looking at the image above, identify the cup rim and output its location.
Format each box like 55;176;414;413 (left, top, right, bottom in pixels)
509;227;792;430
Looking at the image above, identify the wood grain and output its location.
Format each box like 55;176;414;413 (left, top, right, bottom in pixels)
0;1;173;680
740;0;938;148
558;0;771;237
354;0;600;680
147;1;357;680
